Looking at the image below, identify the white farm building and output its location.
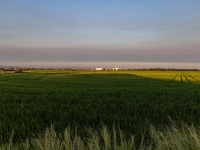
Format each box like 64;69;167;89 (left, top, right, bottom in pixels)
112;67;120;71
94;67;104;71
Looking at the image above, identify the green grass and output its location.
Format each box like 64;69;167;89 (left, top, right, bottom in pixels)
1;119;200;149
0;70;200;148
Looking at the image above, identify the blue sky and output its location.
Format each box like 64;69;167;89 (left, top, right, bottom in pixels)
0;0;200;68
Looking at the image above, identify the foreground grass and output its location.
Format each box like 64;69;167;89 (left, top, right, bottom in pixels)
1;119;200;150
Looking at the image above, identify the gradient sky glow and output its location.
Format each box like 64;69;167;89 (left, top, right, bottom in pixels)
0;0;200;68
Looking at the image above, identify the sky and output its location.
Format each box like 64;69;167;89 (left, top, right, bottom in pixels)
0;0;200;69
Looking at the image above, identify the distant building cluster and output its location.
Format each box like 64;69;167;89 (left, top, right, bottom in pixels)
93;67;121;71
91;67;200;71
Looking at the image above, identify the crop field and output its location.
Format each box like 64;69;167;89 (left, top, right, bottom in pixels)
0;70;200;147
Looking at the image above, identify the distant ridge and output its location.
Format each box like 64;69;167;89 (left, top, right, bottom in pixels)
0;65;92;70
0;65;20;69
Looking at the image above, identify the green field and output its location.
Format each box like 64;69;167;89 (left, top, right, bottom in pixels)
0;70;200;147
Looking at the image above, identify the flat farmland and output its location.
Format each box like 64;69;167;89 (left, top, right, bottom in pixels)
0;70;200;145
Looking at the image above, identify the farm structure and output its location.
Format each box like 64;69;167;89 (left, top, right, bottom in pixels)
94;67;104;71
112;67;120;71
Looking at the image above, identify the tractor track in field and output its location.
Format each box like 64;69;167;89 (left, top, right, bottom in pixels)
171;72;199;83
180;73;183;83
184;73;200;82
182;73;190;83
171;73;179;81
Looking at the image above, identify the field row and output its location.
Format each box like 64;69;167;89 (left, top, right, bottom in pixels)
171;72;200;83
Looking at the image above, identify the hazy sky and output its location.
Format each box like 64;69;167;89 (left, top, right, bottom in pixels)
0;0;200;68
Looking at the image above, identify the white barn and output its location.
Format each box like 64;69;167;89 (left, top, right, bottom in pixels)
112;67;120;71
94;67;104;71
